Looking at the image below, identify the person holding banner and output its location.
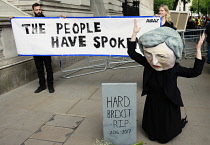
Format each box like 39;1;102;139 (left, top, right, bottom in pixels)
30;3;55;93
9;3;57;93
31;3;66;93
155;4;176;29
127;20;205;143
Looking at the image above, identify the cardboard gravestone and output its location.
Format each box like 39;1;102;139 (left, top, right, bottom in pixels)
102;83;137;145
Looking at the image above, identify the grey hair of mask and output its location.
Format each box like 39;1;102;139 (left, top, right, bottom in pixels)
138;27;183;62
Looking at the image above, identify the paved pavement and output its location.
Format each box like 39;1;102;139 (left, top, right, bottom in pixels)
0;56;210;145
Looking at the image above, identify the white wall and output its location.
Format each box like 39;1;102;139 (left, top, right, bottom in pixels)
140;0;154;16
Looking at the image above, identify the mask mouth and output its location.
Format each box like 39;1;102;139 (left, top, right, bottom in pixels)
153;65;161;68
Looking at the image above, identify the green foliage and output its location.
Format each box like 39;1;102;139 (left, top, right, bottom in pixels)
154;0;192;13
191;0;210;15
94;139;144;145
94;139;115;145
133;141;144;145
154;0;176;14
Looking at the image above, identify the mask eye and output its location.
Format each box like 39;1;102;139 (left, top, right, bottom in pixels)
157;54;166;58
144;52;152;58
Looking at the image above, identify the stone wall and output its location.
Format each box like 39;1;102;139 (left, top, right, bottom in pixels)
7;0;94;17
104;0;123;16
0;27;17;58
139;0;154;16
0;56;36;94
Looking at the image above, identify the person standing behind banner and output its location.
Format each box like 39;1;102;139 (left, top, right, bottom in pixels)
205;21;210;64
10;3;66;93
155;4;176;30
31;3;55;93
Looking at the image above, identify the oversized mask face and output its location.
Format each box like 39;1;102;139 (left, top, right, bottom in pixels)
143;42;176;71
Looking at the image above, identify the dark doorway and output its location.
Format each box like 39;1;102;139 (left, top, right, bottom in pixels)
122;0;139;16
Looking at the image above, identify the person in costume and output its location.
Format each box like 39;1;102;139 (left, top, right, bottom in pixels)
127;19;205;144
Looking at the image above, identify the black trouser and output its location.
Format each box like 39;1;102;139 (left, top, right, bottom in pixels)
208;44;210;63
33;56;54;87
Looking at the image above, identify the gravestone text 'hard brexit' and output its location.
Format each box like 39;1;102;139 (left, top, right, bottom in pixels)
102;83;137;145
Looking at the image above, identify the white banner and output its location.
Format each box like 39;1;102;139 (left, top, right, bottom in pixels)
11;16;161;56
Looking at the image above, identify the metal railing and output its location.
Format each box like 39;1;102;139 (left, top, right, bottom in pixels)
179;29;207;59
60;56;140;78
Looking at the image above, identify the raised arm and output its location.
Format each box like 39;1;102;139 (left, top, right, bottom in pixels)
127;19;147;66
196;33;205;60
177;33;206;77
131;19;141;41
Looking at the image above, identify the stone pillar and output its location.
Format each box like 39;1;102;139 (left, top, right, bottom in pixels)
0;28;4;59
0;26;18;58
61;0;90;6
139;0;154;16
104;0;123;16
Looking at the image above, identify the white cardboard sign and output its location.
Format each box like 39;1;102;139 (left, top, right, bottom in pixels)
11;16;161;56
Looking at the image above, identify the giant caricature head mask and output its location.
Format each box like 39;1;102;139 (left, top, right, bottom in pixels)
138;27;183;71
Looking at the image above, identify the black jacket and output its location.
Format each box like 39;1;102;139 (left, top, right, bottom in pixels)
127;41;205;107
205;23;210;44
163;21;177;30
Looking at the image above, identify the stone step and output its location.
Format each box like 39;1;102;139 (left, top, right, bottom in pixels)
6;0;93;17
5;0;123;17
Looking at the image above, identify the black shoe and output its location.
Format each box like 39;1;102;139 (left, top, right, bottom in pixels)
48;86;55;93
181;116;188;128
34;86;46;93
149;135;156;141
158;139;170;144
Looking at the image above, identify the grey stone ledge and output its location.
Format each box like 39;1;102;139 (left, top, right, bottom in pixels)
0;56;33;70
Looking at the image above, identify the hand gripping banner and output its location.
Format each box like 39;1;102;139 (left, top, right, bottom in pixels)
11;16;161;56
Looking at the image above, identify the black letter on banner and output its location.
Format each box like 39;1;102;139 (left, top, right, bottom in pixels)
39;23;45;34
73;23;79;34
22;24;30;34
93;36;100;48
80;23;85;33
101;36;108;47
56;23;63;34
118;37;125;48
51;36;59;48
64;23;70;34
61;37;69;47
31;24;38;34
79;36;86;47
86;23;93;33
68;36;77;47
109;38;117;47
94;22;101;32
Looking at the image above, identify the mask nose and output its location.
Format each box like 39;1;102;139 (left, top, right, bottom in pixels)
152;56;158;65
